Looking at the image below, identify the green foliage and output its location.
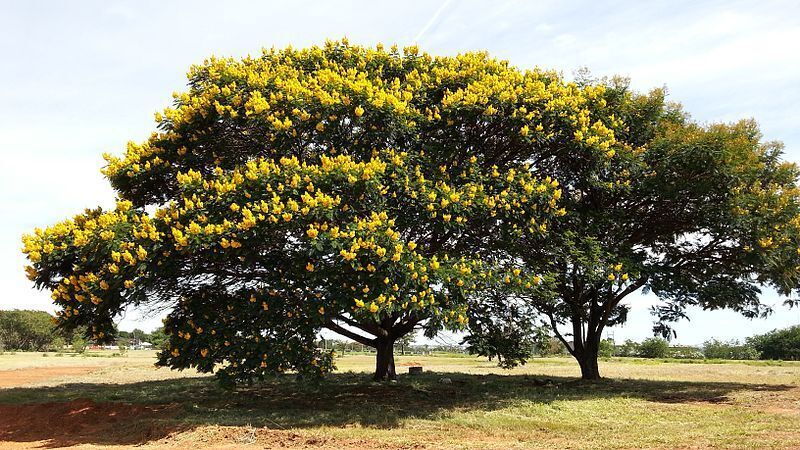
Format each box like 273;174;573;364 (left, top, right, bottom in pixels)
748;326;800;360
395;332;415;355
0;310;56;351
463;321;534;368
512;73;800;378
531;325;553;356
463;294;525;365
526;326;568;357
668;346;704;360
20;40;800;383
638;337;670;359
148;327;168;349
23;41;569;383
598;339;615;358
703;339;759;360
49;336;65;352
614;339;641;357
71;335;87;353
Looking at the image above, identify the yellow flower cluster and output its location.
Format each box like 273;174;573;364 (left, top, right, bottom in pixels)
25;41;584;353
606;263;629;283
20;199;163;338
103;40;622;192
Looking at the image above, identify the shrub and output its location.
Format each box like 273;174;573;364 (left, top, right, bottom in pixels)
598;339;615;358
0;310;57;351
639;337;669;358
71;336;87;354
669;346;704;359
48;336;65;352
614;339;640;357
748;326;800;360
703;339;759;360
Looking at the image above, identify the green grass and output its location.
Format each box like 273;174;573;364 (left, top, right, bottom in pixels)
0;352;798;449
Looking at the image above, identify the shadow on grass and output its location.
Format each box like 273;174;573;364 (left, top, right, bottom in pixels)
0;371;794;448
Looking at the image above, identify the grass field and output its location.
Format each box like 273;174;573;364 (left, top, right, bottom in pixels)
0;351;799;449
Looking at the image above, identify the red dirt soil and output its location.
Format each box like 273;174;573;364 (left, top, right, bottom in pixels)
0;400;407;449
0;367;403;449
0;399;179;449
0;366;101;388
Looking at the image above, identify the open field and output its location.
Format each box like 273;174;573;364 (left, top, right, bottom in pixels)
0;351;799;449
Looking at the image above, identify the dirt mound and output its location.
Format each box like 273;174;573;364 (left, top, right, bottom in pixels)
397;361;423;367
0;366;100;388
0;398;178;447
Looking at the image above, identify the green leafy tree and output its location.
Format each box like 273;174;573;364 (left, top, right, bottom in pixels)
598;338;614;358
148;327;168;349
530;325;554;356
49;336;65;352
509;75;800;379
395;331;415;356
21;41;587;383
703;339;759;360
615;339;640;357
71;335;87;353
0;310;56;351
748;326;800;360
638;337;669;359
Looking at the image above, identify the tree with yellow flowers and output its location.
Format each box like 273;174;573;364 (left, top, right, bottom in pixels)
24;42;800;383
467;73;800;380
21;40;605;383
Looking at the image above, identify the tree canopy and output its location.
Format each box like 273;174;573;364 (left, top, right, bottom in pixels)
473;74;800;378
0;310;57;352
22;41;799;383
20;40;604;383
749;326;800;360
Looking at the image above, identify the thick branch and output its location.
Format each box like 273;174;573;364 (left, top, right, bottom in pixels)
324;320;376;347
334;314;383;337
390;313;422;339
545;311;577;358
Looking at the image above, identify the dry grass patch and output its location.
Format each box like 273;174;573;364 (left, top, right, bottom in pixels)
0;352;798;449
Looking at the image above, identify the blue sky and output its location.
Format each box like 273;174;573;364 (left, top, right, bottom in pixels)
1;0;799;345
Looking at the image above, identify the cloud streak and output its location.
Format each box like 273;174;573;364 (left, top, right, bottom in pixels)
412;0;454;44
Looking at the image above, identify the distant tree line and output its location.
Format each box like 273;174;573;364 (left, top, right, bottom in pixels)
4;308;797;362
319;332;464;356
0;309;166;352
320;324;800;362
0;310;59;351
603;325;800;361
116;328;168;349
748;326;800;360
472;324;800;361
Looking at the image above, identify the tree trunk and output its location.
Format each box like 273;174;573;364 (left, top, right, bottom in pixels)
373;338;397;381
573;333;602;380
577;350;601;380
